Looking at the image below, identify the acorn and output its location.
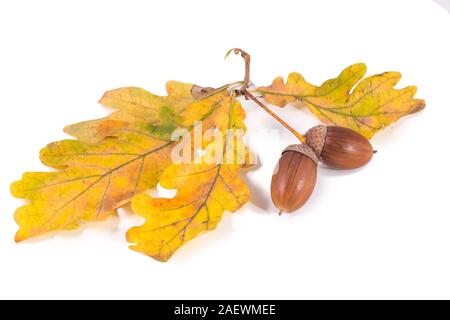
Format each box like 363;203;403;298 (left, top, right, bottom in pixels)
271;144;318;214
305;125;373;170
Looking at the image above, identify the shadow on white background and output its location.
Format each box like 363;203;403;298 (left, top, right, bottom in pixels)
434;0;450;13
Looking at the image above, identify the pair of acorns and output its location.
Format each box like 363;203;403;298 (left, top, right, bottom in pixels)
271;125;374;213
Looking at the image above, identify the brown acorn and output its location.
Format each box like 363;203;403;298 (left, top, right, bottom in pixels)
271;144;318;213
305;125;373;169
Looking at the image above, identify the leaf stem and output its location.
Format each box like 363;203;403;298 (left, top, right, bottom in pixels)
243;90;306;143
225;48;250;89
225;48;305;143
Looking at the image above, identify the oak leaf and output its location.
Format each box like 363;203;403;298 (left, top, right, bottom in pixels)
127;97;250;262
65;81;202;143
11;82;238;242
257;63;425;138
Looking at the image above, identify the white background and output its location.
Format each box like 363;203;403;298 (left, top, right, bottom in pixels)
0;0;449;299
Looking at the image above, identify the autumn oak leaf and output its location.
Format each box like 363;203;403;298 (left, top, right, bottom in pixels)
65;81;202;143
11;82;242;243
257;63;425;138
127;97;251;262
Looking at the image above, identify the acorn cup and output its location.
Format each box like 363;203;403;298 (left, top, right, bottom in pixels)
305;125;373;169
271;144;318;214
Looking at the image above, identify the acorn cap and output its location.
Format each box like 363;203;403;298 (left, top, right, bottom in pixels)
282;144;319;164
305;125;327;157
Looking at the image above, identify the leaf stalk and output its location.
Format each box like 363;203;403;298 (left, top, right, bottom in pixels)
226;48;305;143
225;48;251;90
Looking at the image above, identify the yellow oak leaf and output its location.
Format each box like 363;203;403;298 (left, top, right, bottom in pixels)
127;97;251;262
257;63;425;138
64;81;198;144
11;84;234;242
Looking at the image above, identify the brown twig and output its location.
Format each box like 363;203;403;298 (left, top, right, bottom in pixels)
225;48;251;89
225;48;305;143
243;90;306;144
